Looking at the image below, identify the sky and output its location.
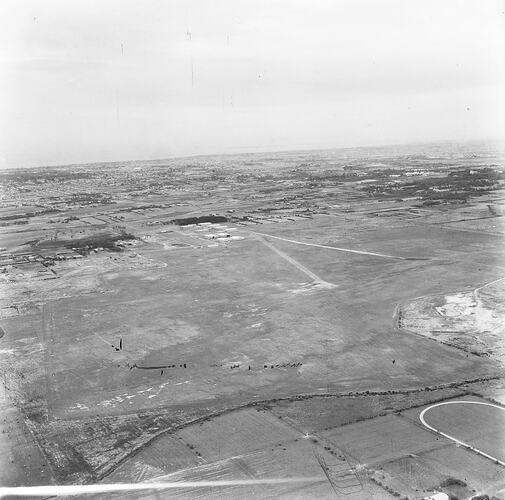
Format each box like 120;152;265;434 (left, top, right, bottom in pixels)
0;0;504;168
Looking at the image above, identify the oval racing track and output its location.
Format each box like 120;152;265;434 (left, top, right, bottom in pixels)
419;400;505;467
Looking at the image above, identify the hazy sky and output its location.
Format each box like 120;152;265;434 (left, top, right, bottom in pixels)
1;0;504;168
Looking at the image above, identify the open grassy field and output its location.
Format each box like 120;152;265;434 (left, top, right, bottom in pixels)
1;144;504;491
17;214;500;423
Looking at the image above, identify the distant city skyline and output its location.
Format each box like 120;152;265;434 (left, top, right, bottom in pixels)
1;0;504;169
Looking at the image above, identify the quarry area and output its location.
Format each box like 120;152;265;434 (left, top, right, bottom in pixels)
0;141;505;499
399;279;505;360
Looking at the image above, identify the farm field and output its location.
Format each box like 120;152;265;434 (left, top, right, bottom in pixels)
267;388;467;433
0;385;53;488
96;407;393;500
403;395;505;464
318;413;444;466
96;389;505;500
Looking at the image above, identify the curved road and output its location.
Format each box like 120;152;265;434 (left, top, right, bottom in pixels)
419;400;505;467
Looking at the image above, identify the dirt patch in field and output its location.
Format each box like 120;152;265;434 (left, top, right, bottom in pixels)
400;279;505;359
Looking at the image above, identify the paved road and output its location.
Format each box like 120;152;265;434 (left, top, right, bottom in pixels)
419;400;505;467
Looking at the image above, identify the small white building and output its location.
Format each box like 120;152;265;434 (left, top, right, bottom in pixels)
423;493;449;500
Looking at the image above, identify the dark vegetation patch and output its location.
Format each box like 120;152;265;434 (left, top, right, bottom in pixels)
361;167;504;203
29;231;136;254
64;231;136;254
170;215;228;226
0;208;60;221
441;478;467;488
118;204;165;212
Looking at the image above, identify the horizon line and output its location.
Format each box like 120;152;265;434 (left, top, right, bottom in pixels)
2;136;504;172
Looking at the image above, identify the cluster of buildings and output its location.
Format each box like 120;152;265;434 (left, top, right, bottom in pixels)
180;222;244;243
0;250;83;269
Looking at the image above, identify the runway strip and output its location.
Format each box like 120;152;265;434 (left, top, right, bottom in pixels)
419;400;505;467
0;477;325;498
249;231;409;260
257;235;337;288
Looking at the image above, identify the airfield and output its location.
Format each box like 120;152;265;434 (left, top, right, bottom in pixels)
0;143;504;499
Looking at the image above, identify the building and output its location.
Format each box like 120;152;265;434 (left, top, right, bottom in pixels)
423;493;449;500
